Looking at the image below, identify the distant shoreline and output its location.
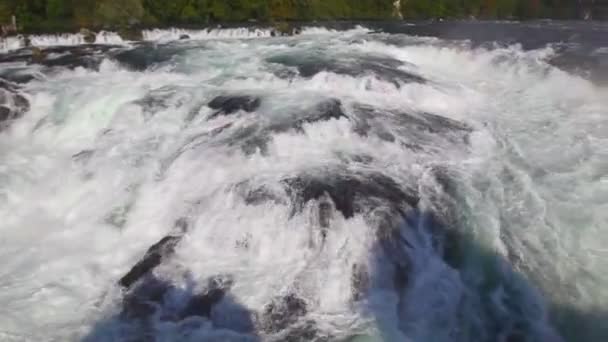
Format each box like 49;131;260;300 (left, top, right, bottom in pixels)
2;18;607;38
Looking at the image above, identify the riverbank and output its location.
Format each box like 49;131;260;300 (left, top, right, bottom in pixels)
1;0;601;36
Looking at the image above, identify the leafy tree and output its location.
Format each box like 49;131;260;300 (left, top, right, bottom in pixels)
94;0;144;26
46;0;72;20
0;0;591;33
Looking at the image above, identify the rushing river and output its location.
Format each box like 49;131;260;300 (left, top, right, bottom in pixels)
0;21;606;342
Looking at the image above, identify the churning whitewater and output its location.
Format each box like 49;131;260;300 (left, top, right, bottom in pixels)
0;22;607;342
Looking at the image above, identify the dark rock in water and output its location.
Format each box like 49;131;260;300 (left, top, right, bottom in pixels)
118;28;144;41
13;94;28;110
118;219;189;289
21;35;31;47
112;44;179;71
300;99;347;126
0;45;114;70
283;172;418;219
0;106;11;122
0;83;29;129
118;235;181;289
80;28;97;44
272;22;293;37
413;111;472;135
0;71;37;84
355;104;472;135
198;98;346;156
318;200;333;229
261;294;308;333
120;273;235;325
352;104;472;147
179;34;191;40
31;47;46;63
268;54;425;85
181;276;234;319
266;99;348;134
72;149;94;162
208;95;261;118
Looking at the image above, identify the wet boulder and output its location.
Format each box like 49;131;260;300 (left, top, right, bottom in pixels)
352;104;472;148
120;273;236;325
118;218;189;289
318;200;333;230
112;44;179;71
80;28;97;44
268;54;425;86
118;28;144;42
207;95;261;118
0;106;11;121
118;235;182;289
294;99;348;128
179;34;191;40
0;82;29;129
265;98;348;134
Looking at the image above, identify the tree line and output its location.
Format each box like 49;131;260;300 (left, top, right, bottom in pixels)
0;0;587;33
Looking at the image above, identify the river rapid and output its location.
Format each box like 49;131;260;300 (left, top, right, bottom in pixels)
0;21;606;342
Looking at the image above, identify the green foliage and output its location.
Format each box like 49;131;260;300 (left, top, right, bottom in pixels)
0;0;590;33
46;0;71;20
0;1;13;23
94;0;144;26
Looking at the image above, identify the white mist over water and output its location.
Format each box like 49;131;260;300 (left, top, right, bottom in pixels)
0;26;606;342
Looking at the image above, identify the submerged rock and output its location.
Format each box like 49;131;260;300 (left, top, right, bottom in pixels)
268;54;425;85
0;106;10;121
283;172;418;219
0;82;29;129
80;28;96;44
112;44;180;71
352;104;472;148
208;95;261;118
179;34;190;40
121;274;235;324
118;28;144;41
318;199;333;230
290;99;348;129
31;47;46;63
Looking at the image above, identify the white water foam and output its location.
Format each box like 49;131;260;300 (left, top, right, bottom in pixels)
0;25;370;53
142;27;274;42
0;31;125;52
